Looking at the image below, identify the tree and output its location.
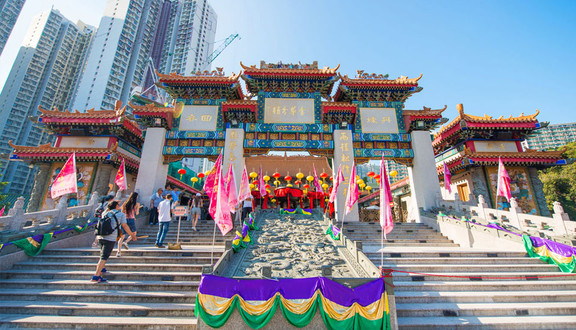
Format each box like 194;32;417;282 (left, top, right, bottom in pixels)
538;142;576;219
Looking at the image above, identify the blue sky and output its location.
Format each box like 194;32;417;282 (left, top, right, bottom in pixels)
1;0;575;126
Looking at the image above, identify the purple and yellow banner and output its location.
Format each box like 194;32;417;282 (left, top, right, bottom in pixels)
195;275;390;329
325;224;341;241
523;235;576;273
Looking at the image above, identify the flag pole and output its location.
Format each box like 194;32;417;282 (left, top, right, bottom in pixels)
211;219;217;265
381;225;384;268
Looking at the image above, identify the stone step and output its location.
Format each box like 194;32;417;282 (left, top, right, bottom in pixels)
0;269;203;281
344;233;449;239
397;315;576;329
0;315;197;329
395;290;576;303
380;257;544;265
42;248;224;258
365;251;528;258
397;301;576;317
12;262;205;272
380;263;559;273
357;241;459;246
394;280;576;292
0;279;200;291
0;283;196;304
391;271;576;281
345;237;453;243
33;255;217;264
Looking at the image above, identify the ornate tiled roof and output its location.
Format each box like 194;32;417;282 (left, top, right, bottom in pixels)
437;147;564;174
155;69;241;83
240;62;340;77
403;105;446;117
339;73;422;87
9;142;140;171
38;101;143;139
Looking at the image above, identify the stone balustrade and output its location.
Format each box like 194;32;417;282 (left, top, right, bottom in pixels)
0;192;100;234
438;193;575;237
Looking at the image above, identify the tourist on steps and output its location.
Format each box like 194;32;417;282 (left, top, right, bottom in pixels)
155;194;173;248
117;192;141;257
189;193;202;231
149;188;163;225
92;201;137;283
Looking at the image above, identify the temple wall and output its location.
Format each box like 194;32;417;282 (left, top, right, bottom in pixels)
470;167;492;208
134;127;169;205
528;167;551;217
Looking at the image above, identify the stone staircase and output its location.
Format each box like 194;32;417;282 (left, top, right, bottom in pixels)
344;221;576;329
0;218;235;329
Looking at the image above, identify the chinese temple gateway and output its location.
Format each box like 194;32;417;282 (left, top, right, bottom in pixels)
8;61;562;220
130;61;445;220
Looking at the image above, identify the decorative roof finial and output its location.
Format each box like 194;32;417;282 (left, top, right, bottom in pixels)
456;103;464;116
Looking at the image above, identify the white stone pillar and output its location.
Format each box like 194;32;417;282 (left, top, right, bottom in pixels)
222;128;245;197
407;130;441;222
333;129;359;222
134;127;169;205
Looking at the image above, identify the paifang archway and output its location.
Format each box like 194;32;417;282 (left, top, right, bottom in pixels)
132;61;446;222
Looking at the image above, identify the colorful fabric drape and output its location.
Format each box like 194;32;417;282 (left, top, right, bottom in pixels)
379;155;394;238
523;235;576;273
114;159;127;191
195;275;390;330
325;224;341;241
241;223;252;245
246;213;259;230
345;162;359;215
279;207;312;215
497;157;511;202
13;233;53;257
232;231;244;252
50;153;77;199
443;162;452;193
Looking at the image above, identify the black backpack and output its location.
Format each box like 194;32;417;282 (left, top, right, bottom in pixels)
93;202;106;219
95;211;120;236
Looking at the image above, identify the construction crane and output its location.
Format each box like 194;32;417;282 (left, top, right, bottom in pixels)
199;33;240;71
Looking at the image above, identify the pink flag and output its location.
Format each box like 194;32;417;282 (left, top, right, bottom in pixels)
238;166;251;203
114;159;128;191
50;153;78;199
497;157;512;202
258;166;267;198
344;162;359;215
0;206;5;217
380;156;394;238
312;164;323;192
225;163;238;213
329;165;344;203
204;153;222;199
207;154;223;219
443;162;452;193
213;164;233;235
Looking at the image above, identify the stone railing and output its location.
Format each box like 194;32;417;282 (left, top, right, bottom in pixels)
438;193;575;237
0;192;100;234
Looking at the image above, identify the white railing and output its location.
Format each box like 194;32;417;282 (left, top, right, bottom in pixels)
0;192;100;233
438;193;575;237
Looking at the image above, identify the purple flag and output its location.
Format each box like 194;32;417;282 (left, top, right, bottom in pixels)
443;162;452;193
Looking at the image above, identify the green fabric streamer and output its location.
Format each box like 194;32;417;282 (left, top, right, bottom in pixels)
74;222;91;233
325;226;340;241
195;294;390;329
13;233;53;257
522;235;576;273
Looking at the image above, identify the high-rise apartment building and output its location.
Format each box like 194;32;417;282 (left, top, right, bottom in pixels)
142;0;217;99
522;122;576;151
0;0;26;55
0;9;93;194
72;0;162;111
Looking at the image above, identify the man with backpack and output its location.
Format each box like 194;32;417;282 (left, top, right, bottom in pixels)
92;200;137;283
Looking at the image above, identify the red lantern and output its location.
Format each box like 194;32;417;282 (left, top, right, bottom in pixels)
177;168;186;179
197;172;205;179
294;180;301;185
284;176;292;182
265;184;271;189
320;172;328;179
330;176;333;181
303;184;310;189
367;171;375;178
273;172;281;178
373;174;381;180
